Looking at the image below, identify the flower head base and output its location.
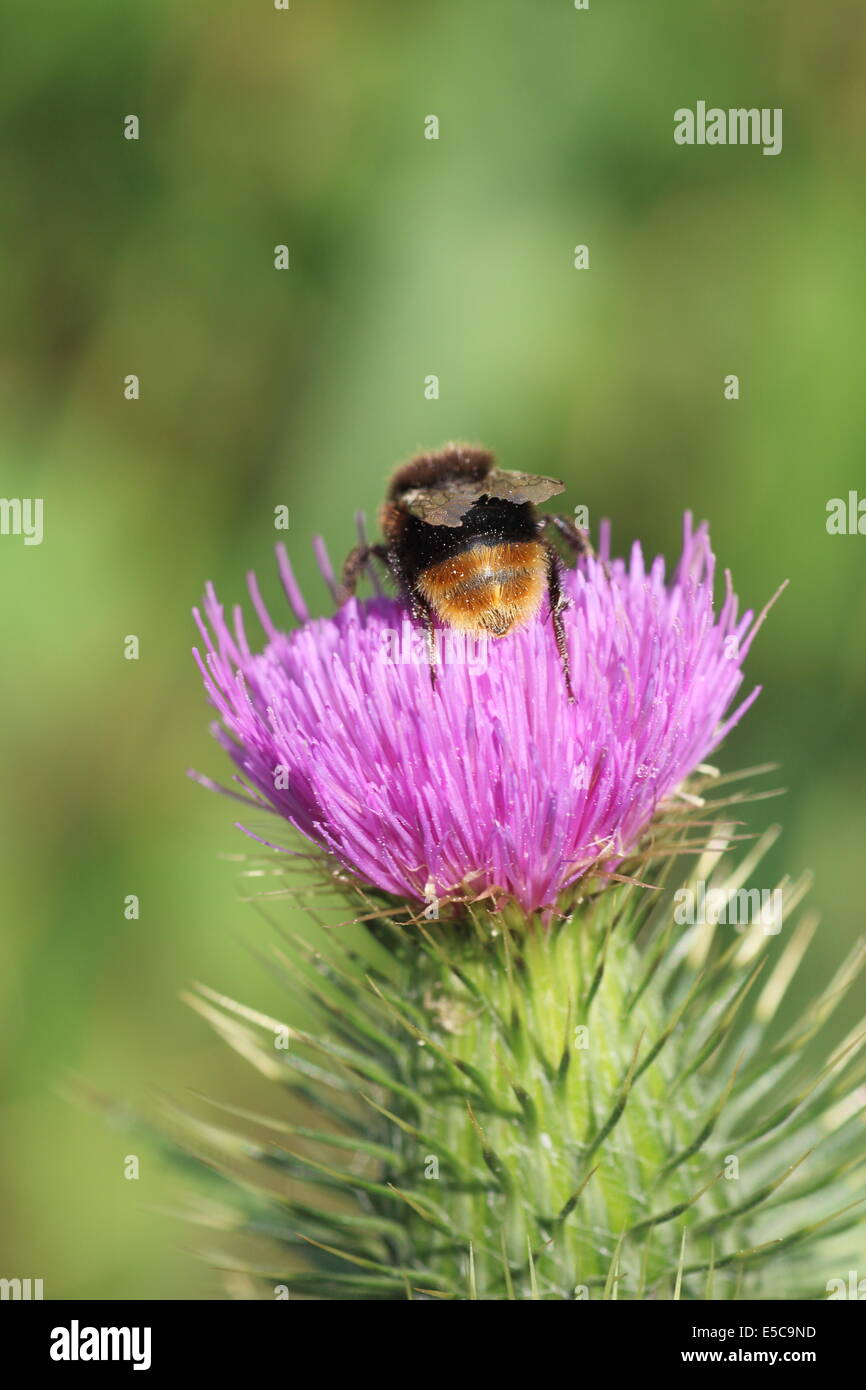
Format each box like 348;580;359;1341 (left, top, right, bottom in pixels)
193;515;779;916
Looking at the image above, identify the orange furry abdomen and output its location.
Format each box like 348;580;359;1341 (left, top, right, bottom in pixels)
417;541;546;636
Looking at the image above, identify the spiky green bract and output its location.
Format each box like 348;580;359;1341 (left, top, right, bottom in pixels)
147;770;866;1300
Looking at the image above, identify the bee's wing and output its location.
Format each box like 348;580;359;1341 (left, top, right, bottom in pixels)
485;469;566;506
401;469;565;528
400;478;495;527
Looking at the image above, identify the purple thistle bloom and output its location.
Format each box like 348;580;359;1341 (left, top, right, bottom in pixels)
192;514;780;916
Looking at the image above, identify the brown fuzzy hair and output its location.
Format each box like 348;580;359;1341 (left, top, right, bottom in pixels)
386;444;493;502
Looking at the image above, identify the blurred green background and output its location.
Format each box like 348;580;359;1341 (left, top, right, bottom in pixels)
1;0;865;1298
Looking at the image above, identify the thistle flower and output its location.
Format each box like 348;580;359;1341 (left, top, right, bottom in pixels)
193;514;775;916
169;507;866;1302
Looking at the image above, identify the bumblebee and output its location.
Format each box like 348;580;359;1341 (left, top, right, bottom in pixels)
340;444;591;699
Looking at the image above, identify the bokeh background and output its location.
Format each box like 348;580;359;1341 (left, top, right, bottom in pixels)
1;0;865;1298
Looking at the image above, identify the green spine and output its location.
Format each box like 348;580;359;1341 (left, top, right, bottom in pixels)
108;772;866;1300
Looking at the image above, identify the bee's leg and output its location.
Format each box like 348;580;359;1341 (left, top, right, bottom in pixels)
409;593;439;691
544;543;575;704
352;514;388;595
339;543;392;602
541;514;613;582
540;513;594;559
